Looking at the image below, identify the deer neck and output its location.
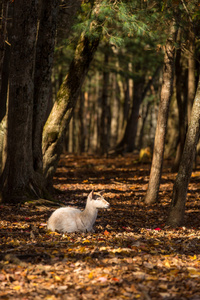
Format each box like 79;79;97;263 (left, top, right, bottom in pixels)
80;203;98;228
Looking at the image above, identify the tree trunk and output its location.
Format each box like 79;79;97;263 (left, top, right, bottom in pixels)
187;27;196;125
57;0;82;39
99;52;111;155
1;0;38;204
110;72;120;147
42;33;101;187
144;22;177;204
78;92;86;153
0;42;11;122
32;0;59;173
167;74;200;227
138;101;151;149
0;0;11;122
0;0;9;86
116;78;145;153
123;63;131;125
172;31;187;172
116;65;160;154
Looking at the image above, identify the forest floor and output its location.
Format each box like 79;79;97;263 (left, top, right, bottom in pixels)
0;154;200;300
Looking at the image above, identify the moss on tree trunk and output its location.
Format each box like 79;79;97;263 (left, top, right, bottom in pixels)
42;33;101;188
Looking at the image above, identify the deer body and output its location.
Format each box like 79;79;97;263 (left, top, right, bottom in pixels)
47;191;109;233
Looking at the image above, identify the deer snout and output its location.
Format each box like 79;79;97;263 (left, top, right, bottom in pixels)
104;201;110;208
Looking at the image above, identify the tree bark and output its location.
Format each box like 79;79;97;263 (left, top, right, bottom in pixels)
138;100;151;149
187;27;196;125
42;33;101;187
172;31;187;172
116;67;159;153
32;0;59;173
99;52;111;155
0;0;11;122
0;0;9;86
78;91;86;153
144;22;177;204
1;0;38;204
167;74;200;227
115;78;145;153
57;0;82;38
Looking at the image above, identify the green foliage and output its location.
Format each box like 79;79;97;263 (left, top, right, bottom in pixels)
53;0;200;105
73;0;151;47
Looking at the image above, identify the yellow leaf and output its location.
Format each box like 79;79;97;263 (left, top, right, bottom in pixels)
164;261;171;268
88;271;93;279
27;275;37;280
49;231;60;235
83;239;90;243
79;247;86;253
54;275;61;281
13;285;21;290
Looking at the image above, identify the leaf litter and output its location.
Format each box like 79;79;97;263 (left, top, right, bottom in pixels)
0;154;200;299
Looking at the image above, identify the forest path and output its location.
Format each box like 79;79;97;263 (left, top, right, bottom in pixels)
0;154;200;299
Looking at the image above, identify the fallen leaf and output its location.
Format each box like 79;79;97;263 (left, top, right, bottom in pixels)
104;230;109;236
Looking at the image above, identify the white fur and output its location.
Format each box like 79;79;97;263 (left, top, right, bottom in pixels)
47;191;110;233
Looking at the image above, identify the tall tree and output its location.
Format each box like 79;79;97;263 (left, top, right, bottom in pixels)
171;29;187;172
0;0;11;122
187;26;196;125
0;0;8;86
116;76;145;153
32;0;59;173
99;51;111;154
144;20;178;204
42;31;101;187
170;1;199;171
0;0;82;203
1;0;38;204
167;73;200;227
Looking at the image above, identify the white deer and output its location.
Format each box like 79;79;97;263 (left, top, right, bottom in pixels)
47;191;110;233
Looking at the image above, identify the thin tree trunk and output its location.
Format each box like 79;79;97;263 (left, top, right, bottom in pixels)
144;22;177;204
138;101;151;149
32;0;59;173
187;27;196;125
172;31;187;172
167;74;200;227
116;78;145;153
110;72;120;147
123;63;131;125
78;92;86;153
99;52;110;155
42;33;101;187
116;66;160;154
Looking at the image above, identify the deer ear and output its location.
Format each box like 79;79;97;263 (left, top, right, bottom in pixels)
88;190;94;200
98;190;105;195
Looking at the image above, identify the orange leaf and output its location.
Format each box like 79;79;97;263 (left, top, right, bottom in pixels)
112;277;120;282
